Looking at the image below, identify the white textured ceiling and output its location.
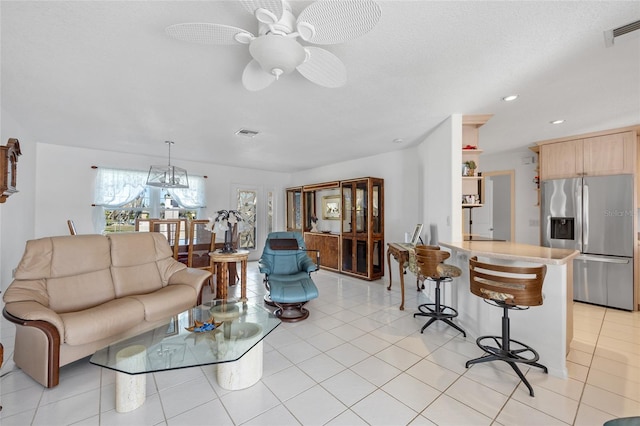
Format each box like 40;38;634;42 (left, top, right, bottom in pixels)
2;1;639;172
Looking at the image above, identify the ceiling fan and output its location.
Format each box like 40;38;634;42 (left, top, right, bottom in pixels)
165;0;381;91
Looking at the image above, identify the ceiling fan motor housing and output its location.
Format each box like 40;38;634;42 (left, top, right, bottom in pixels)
257;8;296;36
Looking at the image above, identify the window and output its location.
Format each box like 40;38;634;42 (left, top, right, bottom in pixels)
93;167;206;233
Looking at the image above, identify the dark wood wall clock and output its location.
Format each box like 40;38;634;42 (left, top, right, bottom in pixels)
0;138;22;203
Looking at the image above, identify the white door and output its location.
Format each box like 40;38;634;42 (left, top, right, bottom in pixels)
470;178;493;238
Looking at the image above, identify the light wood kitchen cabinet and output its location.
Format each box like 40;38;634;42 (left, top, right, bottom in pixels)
539;131;635;180
583;132;635;176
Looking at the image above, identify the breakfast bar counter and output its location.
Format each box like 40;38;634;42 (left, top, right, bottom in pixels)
438;240;579;378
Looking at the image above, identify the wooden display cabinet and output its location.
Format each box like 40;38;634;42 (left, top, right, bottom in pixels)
340;177;384;280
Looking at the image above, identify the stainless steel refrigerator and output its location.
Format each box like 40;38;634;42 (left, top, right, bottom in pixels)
541;174;634;310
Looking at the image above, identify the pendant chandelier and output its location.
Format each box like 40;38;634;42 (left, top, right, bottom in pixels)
146;141;189;189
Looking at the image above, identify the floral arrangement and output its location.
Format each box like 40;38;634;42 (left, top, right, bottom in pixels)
206;209;244;253
206;209;243;233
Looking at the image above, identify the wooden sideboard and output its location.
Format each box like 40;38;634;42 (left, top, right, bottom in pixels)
304;232;339;271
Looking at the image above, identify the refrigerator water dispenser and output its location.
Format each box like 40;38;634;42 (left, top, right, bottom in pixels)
550;217;574;240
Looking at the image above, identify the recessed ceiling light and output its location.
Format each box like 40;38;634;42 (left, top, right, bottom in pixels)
502;94;519;102
392;138;404;144
550;119;565;125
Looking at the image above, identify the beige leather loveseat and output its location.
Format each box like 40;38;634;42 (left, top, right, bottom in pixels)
2;232;212;387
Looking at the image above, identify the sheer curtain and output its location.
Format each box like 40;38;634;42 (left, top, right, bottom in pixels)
93;168;207;233
168;175;207;209
93;168;148;232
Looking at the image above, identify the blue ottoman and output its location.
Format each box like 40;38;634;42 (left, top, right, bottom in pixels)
268;272;319;322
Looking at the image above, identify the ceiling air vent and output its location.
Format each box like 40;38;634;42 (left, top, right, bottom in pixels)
604;19;640;47
235;128;259;138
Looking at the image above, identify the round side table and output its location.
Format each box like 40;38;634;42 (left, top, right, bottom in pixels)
209;249;249;301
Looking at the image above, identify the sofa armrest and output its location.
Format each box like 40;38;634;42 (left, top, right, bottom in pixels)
3;301;65;338
168;267;212;297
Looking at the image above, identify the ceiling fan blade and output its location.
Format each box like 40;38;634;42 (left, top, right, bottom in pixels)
165;23;254;45
242;59;277;91
296;0;381;45
296;47;347;88
239;0;285;24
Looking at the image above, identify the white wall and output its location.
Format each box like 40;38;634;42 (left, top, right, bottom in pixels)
290;148;422;247
29;143;291;261
0;109;37;291
418;115;463;244
481;149;540;244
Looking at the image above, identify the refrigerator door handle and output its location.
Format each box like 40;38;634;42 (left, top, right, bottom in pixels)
576;254;630;264
583;182;589;249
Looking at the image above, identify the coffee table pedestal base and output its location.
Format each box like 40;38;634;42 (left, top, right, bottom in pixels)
216;341;263;390
115;345;146;413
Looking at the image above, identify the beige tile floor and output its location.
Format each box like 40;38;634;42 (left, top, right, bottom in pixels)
1;263;639;425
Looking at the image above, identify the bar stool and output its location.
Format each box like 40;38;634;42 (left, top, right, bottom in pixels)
413;248;466;337
465;256;548;397
414;244;440;290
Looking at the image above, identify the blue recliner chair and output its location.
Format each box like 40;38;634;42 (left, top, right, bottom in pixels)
258;232;319;322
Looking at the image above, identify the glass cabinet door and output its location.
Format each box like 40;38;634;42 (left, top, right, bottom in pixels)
286;187;302;232
372;180;382;234
304;190;315;232
355;181;368;233
342;184;352;234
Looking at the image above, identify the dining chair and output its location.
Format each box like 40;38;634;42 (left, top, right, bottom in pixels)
134;218;154;232
150;219;182;260
188;219;216;293
67;220;77;235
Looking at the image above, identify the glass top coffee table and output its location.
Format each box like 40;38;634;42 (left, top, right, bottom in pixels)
90;300;280;412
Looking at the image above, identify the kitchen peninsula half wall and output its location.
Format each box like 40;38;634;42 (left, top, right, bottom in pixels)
440;240;579;378
286;178;384;281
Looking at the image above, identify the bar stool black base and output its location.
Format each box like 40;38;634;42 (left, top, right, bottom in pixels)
466;334;548;397
414;280;466;337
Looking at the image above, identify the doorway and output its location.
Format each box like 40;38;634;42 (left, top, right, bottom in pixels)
467;170;515;241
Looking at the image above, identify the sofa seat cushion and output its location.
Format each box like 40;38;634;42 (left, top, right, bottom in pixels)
128;285;199;322
60;298;145;346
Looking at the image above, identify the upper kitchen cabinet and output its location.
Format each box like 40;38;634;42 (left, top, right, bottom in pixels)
539;129;637;180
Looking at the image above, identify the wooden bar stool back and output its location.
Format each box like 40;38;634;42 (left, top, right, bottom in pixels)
465;256;548;397
413;249;467;337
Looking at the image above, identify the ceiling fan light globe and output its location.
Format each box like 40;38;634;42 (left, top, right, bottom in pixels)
249;35;306;76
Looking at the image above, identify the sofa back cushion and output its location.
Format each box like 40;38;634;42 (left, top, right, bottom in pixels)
108;232;185;297
13;235;115;313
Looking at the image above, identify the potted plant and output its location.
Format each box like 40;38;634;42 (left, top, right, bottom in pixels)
464;160;477;176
